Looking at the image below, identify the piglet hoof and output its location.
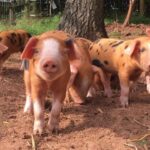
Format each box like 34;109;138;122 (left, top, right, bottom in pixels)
107;93;113;98
120;97;129;108
87;91;95;98
48;120;59;134
104;90;113;98
73;98;85;105
33;120;44;135
24;105;33;114
51;127;59;135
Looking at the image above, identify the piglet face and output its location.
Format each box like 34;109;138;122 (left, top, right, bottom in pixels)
34;38;69;81
21;31;76;81
139;40;150;73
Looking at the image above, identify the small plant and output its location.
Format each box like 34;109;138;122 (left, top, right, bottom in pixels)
109;31;122;38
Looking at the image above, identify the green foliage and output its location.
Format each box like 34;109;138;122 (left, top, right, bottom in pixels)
105;18;114;25
0;15;61;35
105;15;150;25
130;15;150;24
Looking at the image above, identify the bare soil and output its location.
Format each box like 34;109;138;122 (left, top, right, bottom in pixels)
0;24;150;150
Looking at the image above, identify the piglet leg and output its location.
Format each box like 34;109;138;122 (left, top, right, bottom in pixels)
33;99;45;135
24;71;33;114
69;87;84;104
48;93;64;133
24;95;33;114
119;72;130;107
146;75;150;93
67;65;78;89
67;64;85;104
92;65;112;98
31;80;47;135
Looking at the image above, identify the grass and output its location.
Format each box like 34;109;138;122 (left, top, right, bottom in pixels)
109;31;122;38
0;14;150;35
0;15;61;35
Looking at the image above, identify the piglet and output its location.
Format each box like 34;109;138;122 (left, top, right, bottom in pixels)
21;31;75;135
67;37;104;104
89;28;150;107
67;38;94;104
0;30;31;67
138;28;150;94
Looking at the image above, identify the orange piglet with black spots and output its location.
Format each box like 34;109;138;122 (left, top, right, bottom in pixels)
89;28;150;107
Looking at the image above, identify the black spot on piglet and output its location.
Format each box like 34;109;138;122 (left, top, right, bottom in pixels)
140;47;146;52
104;60;109;65
104;49;107;52
92;59;104;68
111;41;124;47
11;32;17;38
122;63;125;67
18;34;23;46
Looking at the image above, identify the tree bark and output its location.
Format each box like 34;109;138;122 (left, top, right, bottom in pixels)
140;0;145;16
123;0;136;27
58;0;108;41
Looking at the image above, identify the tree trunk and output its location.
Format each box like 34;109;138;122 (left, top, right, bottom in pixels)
123;0;136;27
140;0;145;16
58;0;108;41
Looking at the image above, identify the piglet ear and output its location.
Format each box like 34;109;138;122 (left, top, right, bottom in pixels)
0;43;8;54
65;38;77;60
146;28;150;37
21;37;38;59
124;40;141;57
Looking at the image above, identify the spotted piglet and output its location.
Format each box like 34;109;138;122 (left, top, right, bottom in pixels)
21;31;76;135
139;28;150;93
0;30;31;67
89;28;150;107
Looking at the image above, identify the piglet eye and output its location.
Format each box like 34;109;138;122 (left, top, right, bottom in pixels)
140;48;146;52
34;49;39;54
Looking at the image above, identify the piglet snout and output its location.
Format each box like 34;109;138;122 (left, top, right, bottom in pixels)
42;60;58;73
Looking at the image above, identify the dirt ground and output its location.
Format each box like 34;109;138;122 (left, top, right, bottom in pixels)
0;24;150;150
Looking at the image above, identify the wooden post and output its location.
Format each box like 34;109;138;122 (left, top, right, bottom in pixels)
24;0;30;18
29;0;40;17
49;0;52;16
123;0;136;27
9;1;14;25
